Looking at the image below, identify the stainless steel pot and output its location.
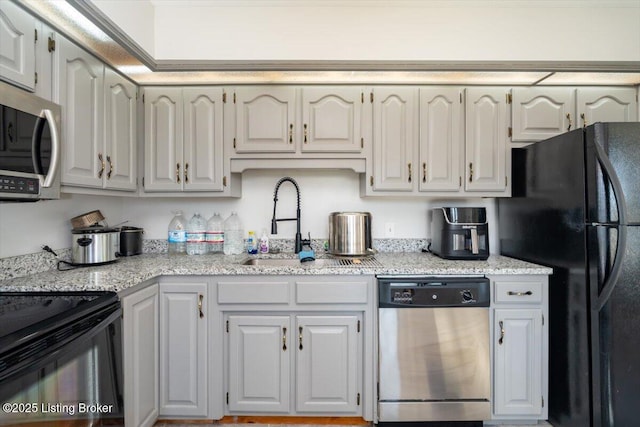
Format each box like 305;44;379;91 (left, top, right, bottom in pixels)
119;226;144;256
328;212;373;256
71;227;119;265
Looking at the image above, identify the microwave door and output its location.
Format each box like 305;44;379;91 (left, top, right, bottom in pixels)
32;109;59;189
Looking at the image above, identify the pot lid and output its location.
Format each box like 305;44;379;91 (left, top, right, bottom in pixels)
120;226;144;232
71;226;119;234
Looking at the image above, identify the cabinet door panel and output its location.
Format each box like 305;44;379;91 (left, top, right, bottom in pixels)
57;38;103;188
419;88;463;192
235;87;296;153
296;315;360;414
494;308;543;416
512;88;574;141
0;0;35;90
301;87;362;153
465;88;508;192
144;88;183;191
577;87;638;127
372;87;416;191
183;88;224;191
159;283;207;417
227;316;290;413
104;68;136;190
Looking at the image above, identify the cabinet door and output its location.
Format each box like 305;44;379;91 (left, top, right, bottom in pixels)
465;88;509;192
511;87;575;141
56;37;104;188
159;282;208;417
234;87;296;153
227;315;290;413
419;87;463;192
183;88;224;191
494;308;543;416
34;22;54;100
104;68;137;191
0;0;35;90
577;87;638;127
122;284;159;427
144;88;183;191
371;87;417;191
301;87;362;153
296;315;360;414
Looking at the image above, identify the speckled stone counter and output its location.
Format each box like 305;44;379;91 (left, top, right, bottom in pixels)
0;252;551;293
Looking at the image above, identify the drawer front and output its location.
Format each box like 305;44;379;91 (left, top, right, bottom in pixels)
296;280;368;304
494;280;543;304
218;281;289;304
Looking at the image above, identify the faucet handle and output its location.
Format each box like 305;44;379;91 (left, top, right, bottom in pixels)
301;232;312;248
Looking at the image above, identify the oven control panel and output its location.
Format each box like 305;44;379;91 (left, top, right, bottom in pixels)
378;277;490;308
0;175;39;194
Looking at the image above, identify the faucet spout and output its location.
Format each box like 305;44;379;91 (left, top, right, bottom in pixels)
271;177;306;253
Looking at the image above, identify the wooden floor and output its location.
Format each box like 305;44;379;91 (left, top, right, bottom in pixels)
153;419;554;427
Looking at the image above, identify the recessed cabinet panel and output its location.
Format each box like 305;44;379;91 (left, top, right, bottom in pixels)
512;88;574;141
301;88;362;152
235;87;296;153
0;0;35;90
419;88;463;192
576;87;638;127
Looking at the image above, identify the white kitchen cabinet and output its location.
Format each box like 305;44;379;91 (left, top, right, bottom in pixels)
227;315;291;413
122;283;159;427
144;87;226;192
34;21;54;100
418;87;464;192
370;87;417;191
511;87;574;142
56;36;104;188
489;275;548;422
159;282;208;417
0;0;35;91
296;315;360;413
465;88;510;193
576;87;638;127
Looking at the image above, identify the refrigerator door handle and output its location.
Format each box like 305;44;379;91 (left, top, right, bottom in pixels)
593;126;628;226
596;225;627;311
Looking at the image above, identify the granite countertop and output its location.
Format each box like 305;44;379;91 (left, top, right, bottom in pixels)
0;252;552;293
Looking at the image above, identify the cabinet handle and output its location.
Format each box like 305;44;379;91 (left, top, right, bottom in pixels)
98;153;105;178
176;163;181;184
282;327;287;351
289;124;293;144
299;326;303;350
581;113;587;128
507;290;533;296
469;162;473;183
566;113;572;132
422;162;427;183
499;320;505;345
184;163;189;184
7;122;14;142
407;163;412;183
303;123;308;143
106;155;113;179
198;294;204;318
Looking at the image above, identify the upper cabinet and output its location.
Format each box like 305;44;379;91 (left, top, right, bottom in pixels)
0;1;35;91
511;87;638;142
231;86;365;157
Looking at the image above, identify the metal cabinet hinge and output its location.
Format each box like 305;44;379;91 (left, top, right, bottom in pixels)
233;138;236;149
34;29;38;42
460;92;462;103
370;92;374;103
369;176;373;187
542;313;545;326
360;138;364;149
223;176;228;187
508;127;513;138
142;94;145;103
506;93;512;104
142;177;145;187
361;92;364;103
223;92;227;103
459;176;462;187
47;37;55;52
357;393;361;406
233;92;236;103
226;392;229;405
357;320;361;333
505;176;508;187
226;320;229;333
542;396;545;408
34;72;38;85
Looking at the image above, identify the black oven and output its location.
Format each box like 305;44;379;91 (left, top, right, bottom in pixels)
0;80;61;201
0;292;123;426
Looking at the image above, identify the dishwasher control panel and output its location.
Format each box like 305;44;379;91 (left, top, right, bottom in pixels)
378;277;490;308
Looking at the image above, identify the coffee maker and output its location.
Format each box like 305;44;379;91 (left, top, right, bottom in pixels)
430;207;489;260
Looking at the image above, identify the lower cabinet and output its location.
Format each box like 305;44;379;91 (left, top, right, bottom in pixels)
122;283;159;427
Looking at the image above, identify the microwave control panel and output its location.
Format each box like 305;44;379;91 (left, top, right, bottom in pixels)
0;175;39;194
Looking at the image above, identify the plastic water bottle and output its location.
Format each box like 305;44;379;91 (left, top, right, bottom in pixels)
168;210;187;255
223;212;244;255
186;213;207;255
206;212;224;253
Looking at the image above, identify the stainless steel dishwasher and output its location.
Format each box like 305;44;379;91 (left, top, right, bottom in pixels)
378;276;491;423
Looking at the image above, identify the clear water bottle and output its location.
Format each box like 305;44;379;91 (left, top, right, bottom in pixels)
223;212;244;255
168;210;187;255
206;212;224;253
186;212;207;255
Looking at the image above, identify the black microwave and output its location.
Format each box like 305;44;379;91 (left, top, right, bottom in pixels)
0;80;61;201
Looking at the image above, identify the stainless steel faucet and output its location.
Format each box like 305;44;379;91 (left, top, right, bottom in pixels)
271;177;309;254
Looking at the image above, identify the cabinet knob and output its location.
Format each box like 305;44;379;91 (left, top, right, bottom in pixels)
507;290;533;296
299;326;303;350
422;162;427;183
407;163;412;183
469;162;474;183
106;155;113;180
289;124;294;144
566;113;572;132
499;320;505;345
303;123;308;143
176;163;181;184
184;163;189;184
581;113;587;128
282;327;287;351
198;294;204;318
98;153;105;178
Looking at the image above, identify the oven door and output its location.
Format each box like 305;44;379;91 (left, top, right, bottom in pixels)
0;308;123;426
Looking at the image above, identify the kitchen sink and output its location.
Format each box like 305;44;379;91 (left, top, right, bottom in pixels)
241;257;383;267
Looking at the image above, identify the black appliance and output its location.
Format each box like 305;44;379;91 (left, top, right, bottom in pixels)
431;207;489;260
0;80;61;201
0;291;124;426
498;122;640;427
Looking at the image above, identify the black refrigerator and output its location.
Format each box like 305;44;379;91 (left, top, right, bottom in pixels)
499;122;640;427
